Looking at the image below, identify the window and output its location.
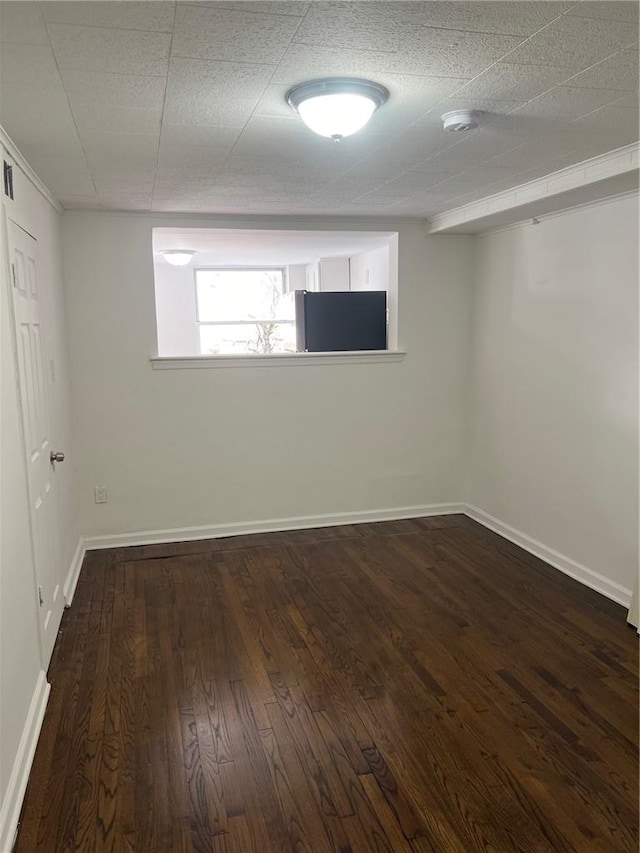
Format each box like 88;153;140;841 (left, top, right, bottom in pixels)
152;227;400;362
195;268;295;355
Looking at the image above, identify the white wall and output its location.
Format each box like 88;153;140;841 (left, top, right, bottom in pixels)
350;245;390;292
0;148;77;847
467;195;639;600
319;256;350;291
62;213;474;541
286;263;306;294
154;262;198;356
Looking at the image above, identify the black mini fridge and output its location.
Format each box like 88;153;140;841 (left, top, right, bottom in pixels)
294;290;387;352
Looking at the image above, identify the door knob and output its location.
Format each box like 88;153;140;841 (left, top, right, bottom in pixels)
50;451;65;463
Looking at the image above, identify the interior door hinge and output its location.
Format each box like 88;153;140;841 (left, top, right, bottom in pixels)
38;586;44;607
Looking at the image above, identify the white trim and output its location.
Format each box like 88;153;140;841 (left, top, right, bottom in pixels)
151;350;406;370
476;190;640;237
0;671;50;853
79;503;631;607
426;142;639;234
83;503;464;550
464;504;632;608
0;126;62;213
63;539;86;606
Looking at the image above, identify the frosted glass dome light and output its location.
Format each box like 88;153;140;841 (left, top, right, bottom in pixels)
160;250;197;266
286;78;389;141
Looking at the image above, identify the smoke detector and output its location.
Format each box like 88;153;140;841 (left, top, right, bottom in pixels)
441;110;480;132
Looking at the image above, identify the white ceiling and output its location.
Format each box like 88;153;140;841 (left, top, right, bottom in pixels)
153;227;394;263
0;1;637;217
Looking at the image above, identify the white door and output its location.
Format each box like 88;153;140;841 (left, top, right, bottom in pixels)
8;217;63;666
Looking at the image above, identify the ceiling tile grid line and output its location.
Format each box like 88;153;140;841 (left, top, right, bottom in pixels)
175;0;313;205
149;2;178;212
0;0;636;215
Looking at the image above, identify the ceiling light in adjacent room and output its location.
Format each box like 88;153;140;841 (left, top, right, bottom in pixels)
286;78;389;141
160;250;197;266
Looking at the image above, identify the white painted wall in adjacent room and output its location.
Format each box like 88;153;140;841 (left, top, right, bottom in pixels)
154;262;198;357
350;245;390;292
319;256;350;291
467;195;639;601
62;213;475;541
0;149;77;849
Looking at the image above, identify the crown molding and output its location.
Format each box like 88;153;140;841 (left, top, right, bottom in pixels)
426;142;639;234
0;126;62;213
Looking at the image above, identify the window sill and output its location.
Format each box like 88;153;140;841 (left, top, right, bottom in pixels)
150;350;406;370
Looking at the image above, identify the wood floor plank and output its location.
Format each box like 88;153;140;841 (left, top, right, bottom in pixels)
15;517;639;852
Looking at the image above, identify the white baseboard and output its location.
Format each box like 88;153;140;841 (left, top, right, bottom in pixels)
464;504;632;608
79;502;631;609
63;539;86;606
82;503;465;551
0;671;50;853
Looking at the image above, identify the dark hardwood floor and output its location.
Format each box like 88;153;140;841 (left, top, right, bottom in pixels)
15;515;638;852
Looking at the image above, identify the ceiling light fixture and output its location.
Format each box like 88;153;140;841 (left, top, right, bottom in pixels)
286;78;389;141
160;250;197;266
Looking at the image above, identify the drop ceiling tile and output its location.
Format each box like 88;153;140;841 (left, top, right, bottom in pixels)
333;201;386;215
221;156;330;181
172;5;299;63
58;194;102;210
80;132;160;176
184;2;310;15
41;1;176;32
96;190;153;210
571;100;640;134
563;48;639;91
293;2;423;52
289;27;524;78
569;1;639;22
307;175;392;199
94;175;155;194
0;43;85;160
19;155;95;195
372;168;461;195
502;15;638;69
409;2;573;36
47;23;171;75
59;68;167;110
273;40;477;84
72;103;162;135
0;41;59;87
512;86;634;121
453;63;573;102
153;176;220;200
366;74;473;133
295;1;571;49
417;129;525;169
0;2;49;44
353;185;423;205
484;134;584;169
229;115;383;171
510;154;587;183
203;171;319;193
163;57;274;127
157;125;241;175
